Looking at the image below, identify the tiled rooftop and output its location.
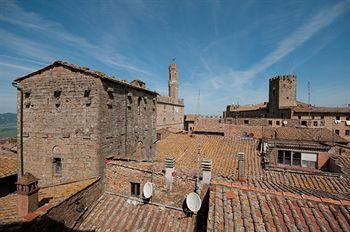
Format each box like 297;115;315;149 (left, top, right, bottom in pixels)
0;150;17;179
0;178;97;226
156;133;350;200
75;193;197;231
208;182;350;231
193;119;348;143
156;133;263;178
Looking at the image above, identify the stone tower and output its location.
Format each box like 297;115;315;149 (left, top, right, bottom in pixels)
168;63;178;99
269;75;297;110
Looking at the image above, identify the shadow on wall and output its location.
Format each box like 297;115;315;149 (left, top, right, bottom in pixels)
0;174;17;197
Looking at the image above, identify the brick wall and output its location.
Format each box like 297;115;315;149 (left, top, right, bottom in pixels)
105;162;195;208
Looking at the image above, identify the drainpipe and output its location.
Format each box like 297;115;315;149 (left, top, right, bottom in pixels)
12;81;24;177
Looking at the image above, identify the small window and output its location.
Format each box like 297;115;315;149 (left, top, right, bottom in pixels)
84;90;91;97
25;92;31;98
130;182;140;196
313;121;318;126
298;116;301;119
54;90;61;98
137;97;141;115
127;96;133;106
321;116;324;119
268;120;273;125
335;129;340;135
276;121;280;126
301;121;307;126
53;158;62;175
346;130;350;136
163;117;166;122
336;116;340;120
244;120;249;125
346;117;350;120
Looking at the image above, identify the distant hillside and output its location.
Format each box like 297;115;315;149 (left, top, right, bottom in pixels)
0;113;16;138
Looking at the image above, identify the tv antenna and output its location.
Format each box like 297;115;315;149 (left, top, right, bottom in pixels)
308;81;311;119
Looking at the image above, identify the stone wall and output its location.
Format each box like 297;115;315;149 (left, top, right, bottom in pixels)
17;65;157;187
156;96;184;131
98;81;157;161
18;66;102;187
269;76;297;110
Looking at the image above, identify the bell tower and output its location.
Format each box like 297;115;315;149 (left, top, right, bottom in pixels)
168;63;179;99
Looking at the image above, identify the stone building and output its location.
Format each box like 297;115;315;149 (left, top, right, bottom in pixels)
156;63;184;131
224;75;350;140
13;61;157;187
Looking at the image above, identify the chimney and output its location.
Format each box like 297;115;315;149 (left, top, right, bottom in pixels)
237;152;245;180
201;159;212;185
165;157;175;192
16;173;39;217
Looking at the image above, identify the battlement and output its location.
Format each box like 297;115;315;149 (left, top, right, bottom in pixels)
270;75;296;82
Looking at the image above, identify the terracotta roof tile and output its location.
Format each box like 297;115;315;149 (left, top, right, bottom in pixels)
0;178;97;226
76;193;197;231
208;184;350;231
0;150;17;179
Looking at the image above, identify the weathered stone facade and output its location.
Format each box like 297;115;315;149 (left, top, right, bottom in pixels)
156;63;184;131
14;61;157;187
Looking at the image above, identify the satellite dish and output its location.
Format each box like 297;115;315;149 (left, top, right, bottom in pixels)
283;120;288;125
143;182;153;199
186;192;202;213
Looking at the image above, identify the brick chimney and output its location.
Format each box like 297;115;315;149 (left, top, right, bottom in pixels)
16;173;39;217
201;159;212;185
165;157;175;192
237;152;245;180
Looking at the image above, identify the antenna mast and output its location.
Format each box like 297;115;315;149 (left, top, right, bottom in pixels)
308;81;311;120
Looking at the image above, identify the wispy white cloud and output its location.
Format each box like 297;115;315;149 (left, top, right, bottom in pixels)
184;0;350;114
0;1;152;76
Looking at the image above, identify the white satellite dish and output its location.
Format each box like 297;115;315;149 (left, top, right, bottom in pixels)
143;182;153;199
283;120;288;125
186;192;202;213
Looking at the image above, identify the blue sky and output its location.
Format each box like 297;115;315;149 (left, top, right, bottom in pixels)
1;0;350;115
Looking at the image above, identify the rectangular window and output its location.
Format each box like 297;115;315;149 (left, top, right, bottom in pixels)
301;153;317;169
53;158;62;175
278;150;284;164
292;152;301;166
335;129;340;135
276;121;280;126
346;130;350;136
346;117;350;120
321;116;324;119
268;120;273;125
336;116;340;120
244;120;249;125
301;121;307;126
284;151;291;165
298;116;301;119
313;121;318;126
131;182;140;196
